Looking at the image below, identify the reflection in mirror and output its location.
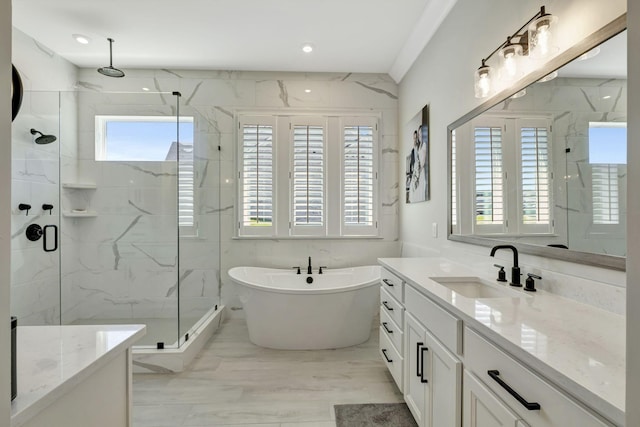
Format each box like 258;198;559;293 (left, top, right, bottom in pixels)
449;25;626;269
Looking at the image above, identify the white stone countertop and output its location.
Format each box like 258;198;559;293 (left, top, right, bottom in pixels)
10;324;146;427
378;257;625;426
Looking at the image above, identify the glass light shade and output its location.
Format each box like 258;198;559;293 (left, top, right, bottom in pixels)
498;43;524;81
474;64;493;98
528;13;559;59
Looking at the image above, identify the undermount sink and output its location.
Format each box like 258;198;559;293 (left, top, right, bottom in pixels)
429;276;527;299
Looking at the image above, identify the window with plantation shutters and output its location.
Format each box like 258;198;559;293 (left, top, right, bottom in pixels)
519;120;552;234
474;125;504;232
177;141;195;229
291;123;325;235
592;164;619;225
589;122;626;228
237;113;379;238
239;118;274;236
343;124;376;234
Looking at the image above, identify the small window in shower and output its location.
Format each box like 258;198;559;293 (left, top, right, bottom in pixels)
95;115;194;161
95;115;197;232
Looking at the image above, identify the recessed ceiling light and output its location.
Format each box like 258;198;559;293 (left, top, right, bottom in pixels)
142;87;150;92
72;34;90;45
603;95;611;99
304;89;311;93
302;44;314;53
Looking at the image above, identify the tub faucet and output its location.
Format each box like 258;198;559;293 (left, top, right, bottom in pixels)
307;256;313;275
489;245;521;287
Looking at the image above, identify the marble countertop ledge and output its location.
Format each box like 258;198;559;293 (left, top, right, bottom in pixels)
10;324;146;427
378;257;625;426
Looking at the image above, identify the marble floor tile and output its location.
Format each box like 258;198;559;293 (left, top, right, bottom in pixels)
133;318;402;427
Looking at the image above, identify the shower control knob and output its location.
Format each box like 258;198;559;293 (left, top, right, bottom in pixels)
42;204;54;214
26;224;43;241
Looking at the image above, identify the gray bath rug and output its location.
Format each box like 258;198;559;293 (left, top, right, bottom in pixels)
334;403;417;427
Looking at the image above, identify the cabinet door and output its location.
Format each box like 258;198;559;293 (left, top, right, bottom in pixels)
464;370;522;427
404;312;427;425
426;329;462;427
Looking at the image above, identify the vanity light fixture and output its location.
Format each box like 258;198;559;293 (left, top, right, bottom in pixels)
474;6;558;98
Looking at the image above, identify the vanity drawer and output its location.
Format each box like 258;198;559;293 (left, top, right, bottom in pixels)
380;306;403;355
404;285;462;355
464;328;613;427
380;287;404;328
379;326;403;391
381;268;404;302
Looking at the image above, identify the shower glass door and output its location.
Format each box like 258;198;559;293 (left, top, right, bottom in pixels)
59;91;180;348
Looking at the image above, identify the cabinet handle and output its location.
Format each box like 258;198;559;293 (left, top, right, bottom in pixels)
382;301;394;311
487;370;541;411
420;346;429;383
382;322;393;334
416;342;424;378
382;278;394;287
382;349;393;363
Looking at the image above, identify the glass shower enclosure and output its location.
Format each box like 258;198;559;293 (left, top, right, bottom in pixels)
10;90;221;349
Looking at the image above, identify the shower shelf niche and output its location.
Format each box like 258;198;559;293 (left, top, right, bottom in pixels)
63;210;98;218
62;183;97;190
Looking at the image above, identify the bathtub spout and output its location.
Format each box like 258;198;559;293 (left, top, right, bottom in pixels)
307;256;313;274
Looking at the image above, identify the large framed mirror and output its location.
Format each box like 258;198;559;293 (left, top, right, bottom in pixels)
448;15;626;270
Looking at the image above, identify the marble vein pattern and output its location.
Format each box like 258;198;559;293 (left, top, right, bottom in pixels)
354;81;398;99
133;319;401;427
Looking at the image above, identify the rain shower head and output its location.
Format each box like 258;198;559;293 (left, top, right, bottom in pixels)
30;128;57;145
97;38;125;78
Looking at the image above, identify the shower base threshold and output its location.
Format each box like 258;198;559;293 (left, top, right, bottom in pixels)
132;306;225;373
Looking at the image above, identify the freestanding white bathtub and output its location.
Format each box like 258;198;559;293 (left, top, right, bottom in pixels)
228;265;380;350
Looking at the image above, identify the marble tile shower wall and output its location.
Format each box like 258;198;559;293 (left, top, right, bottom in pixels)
11;91;79;325
60;90;220;327
75;69;401;315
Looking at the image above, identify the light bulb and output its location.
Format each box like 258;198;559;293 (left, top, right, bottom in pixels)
537;25;550;56
504;54;517;77
478;75;490;96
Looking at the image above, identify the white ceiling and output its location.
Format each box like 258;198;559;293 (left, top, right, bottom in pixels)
12;0;458;82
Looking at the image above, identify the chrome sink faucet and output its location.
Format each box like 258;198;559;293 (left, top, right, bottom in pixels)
490;245;522;287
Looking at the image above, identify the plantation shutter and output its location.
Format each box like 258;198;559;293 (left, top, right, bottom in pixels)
240;119;274;235
291;122;325;235
474;125;505;232
592;164;619;225
520;123;552;233
343;125;374;226
177;141;195;228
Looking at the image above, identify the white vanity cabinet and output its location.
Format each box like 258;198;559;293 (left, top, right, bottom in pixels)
379;268;405;391
463;369;527;427
463;328;614;427
405;312;462;427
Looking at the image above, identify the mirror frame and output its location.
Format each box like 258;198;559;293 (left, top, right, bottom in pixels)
447;14;627;271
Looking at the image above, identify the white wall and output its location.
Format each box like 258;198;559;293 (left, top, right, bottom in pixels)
398;0;627;313
627;1;640;425
1;0;11;422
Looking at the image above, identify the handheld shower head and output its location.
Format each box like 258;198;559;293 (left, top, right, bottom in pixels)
98;38;125;78
30;128;57;145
